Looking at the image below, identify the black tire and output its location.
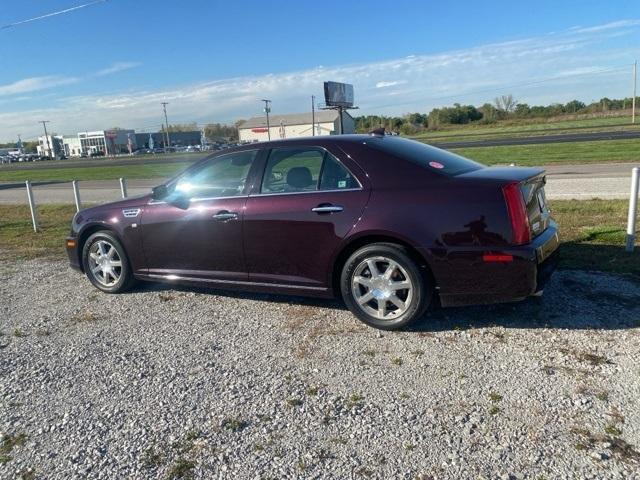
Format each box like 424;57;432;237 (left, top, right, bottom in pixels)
340;243;431;330
82;231;136;293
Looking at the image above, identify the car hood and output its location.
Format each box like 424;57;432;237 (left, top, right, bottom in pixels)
77;193;152;218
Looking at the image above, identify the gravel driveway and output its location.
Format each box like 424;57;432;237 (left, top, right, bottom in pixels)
1;256;639;479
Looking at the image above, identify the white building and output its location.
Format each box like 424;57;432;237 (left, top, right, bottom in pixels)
62;136;82;157
238;110;355;143
37;135;65;158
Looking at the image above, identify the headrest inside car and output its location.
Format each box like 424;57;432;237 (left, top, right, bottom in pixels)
286;167;313;189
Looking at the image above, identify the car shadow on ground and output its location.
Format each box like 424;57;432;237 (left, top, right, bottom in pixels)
130;268;640;333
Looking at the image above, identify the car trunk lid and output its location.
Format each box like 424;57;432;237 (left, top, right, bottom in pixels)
458;166;550;242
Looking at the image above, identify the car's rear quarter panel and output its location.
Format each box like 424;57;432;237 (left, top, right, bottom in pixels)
340;140;540;304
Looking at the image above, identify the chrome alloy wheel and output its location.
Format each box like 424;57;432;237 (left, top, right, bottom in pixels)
88;240;122;287
350;256;414;320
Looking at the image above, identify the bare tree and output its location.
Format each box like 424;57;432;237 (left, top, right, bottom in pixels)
494;94;517;114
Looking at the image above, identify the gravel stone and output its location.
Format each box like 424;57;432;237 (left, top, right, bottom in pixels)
1;257;640;479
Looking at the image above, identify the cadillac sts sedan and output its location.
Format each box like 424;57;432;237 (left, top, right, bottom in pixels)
66;134;559;330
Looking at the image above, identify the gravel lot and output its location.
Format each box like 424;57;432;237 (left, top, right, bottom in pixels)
1;256;640;479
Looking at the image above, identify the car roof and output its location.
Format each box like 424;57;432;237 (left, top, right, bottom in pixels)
223;134;383;153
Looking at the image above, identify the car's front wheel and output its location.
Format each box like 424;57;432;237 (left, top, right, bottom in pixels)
82;231;136;293
340;243;431;330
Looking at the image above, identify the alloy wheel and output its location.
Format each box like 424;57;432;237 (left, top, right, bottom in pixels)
87;240;122;287
350;255;414;320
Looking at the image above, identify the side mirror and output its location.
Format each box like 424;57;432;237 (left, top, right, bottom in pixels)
151;184;168;200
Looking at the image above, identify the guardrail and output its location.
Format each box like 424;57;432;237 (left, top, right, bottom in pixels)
23;177;129;232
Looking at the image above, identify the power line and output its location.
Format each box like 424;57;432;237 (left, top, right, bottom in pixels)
1;0;107;30
39;121;51;157
261;99;272;140
161;102;170;148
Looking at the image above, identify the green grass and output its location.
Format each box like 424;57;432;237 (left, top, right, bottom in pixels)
449;139;640;166
0;162;185;183
0;200;638;275
551;199;639;274
0;204;76;260
409;114;636;141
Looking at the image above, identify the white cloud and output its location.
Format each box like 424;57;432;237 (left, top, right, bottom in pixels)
0;76;79;96
376;80;405;88
1;20;639;141
94;62;141;77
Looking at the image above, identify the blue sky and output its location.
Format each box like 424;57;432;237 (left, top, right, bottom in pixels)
1;0;639;141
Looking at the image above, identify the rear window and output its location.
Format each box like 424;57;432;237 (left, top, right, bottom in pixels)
364;136;483;176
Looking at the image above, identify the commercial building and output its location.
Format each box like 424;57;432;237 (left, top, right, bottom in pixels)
79;130;136;155
238;110;354;142
37;135;66;158
135;131;202;149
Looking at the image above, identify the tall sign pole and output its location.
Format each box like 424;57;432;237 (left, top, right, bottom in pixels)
261;99;271;140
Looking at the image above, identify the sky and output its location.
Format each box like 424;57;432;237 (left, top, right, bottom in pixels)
0;0;639;142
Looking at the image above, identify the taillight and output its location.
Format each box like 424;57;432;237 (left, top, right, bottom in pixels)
502;182;530;245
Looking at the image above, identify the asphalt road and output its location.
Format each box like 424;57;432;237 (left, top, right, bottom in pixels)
1;128;639;174
0;162;637;204
0;152;206;171
432;129;640;149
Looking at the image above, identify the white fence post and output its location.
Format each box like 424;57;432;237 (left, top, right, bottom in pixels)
72;180;82;212
626;167;639;252
119;177;127;198
25;180;38;232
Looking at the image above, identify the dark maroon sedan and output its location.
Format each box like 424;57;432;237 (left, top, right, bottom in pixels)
66;134;559;329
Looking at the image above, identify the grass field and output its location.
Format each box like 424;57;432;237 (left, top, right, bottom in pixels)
409;115;637;141
0;137;638;183
0;162;186;183
1;200;637;276
450;139;640;166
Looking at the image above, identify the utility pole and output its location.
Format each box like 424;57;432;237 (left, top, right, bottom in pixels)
39;121;51;158
311;95;315;136
261;99;271;140
161;102;170;148
633;61;637;124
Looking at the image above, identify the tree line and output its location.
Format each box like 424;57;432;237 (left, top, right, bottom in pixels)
354;95;637;134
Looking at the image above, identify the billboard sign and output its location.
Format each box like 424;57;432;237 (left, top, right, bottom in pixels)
324;81;354;108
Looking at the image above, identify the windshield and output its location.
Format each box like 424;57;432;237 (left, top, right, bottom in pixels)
364;136;483;176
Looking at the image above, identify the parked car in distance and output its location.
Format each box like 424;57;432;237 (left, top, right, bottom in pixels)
66;134;559;330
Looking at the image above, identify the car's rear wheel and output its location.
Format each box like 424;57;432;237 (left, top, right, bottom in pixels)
82;231;136;293
340;243;431;330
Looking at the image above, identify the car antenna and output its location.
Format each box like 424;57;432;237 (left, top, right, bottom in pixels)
369;127;385;136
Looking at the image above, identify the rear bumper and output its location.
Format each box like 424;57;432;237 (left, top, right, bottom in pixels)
436;222;560;307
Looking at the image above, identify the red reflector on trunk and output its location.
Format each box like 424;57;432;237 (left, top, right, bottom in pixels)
482;254;513;262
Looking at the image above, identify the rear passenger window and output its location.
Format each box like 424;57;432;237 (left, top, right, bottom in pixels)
261;147;358;194
262;148;323;193
319;154;358;190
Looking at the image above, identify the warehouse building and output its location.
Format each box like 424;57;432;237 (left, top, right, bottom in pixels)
238;110;354;142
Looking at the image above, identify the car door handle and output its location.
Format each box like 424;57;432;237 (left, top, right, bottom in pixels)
311;204;343;213
212;211;238;221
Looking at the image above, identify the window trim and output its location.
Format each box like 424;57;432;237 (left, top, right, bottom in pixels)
255;145;362;196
